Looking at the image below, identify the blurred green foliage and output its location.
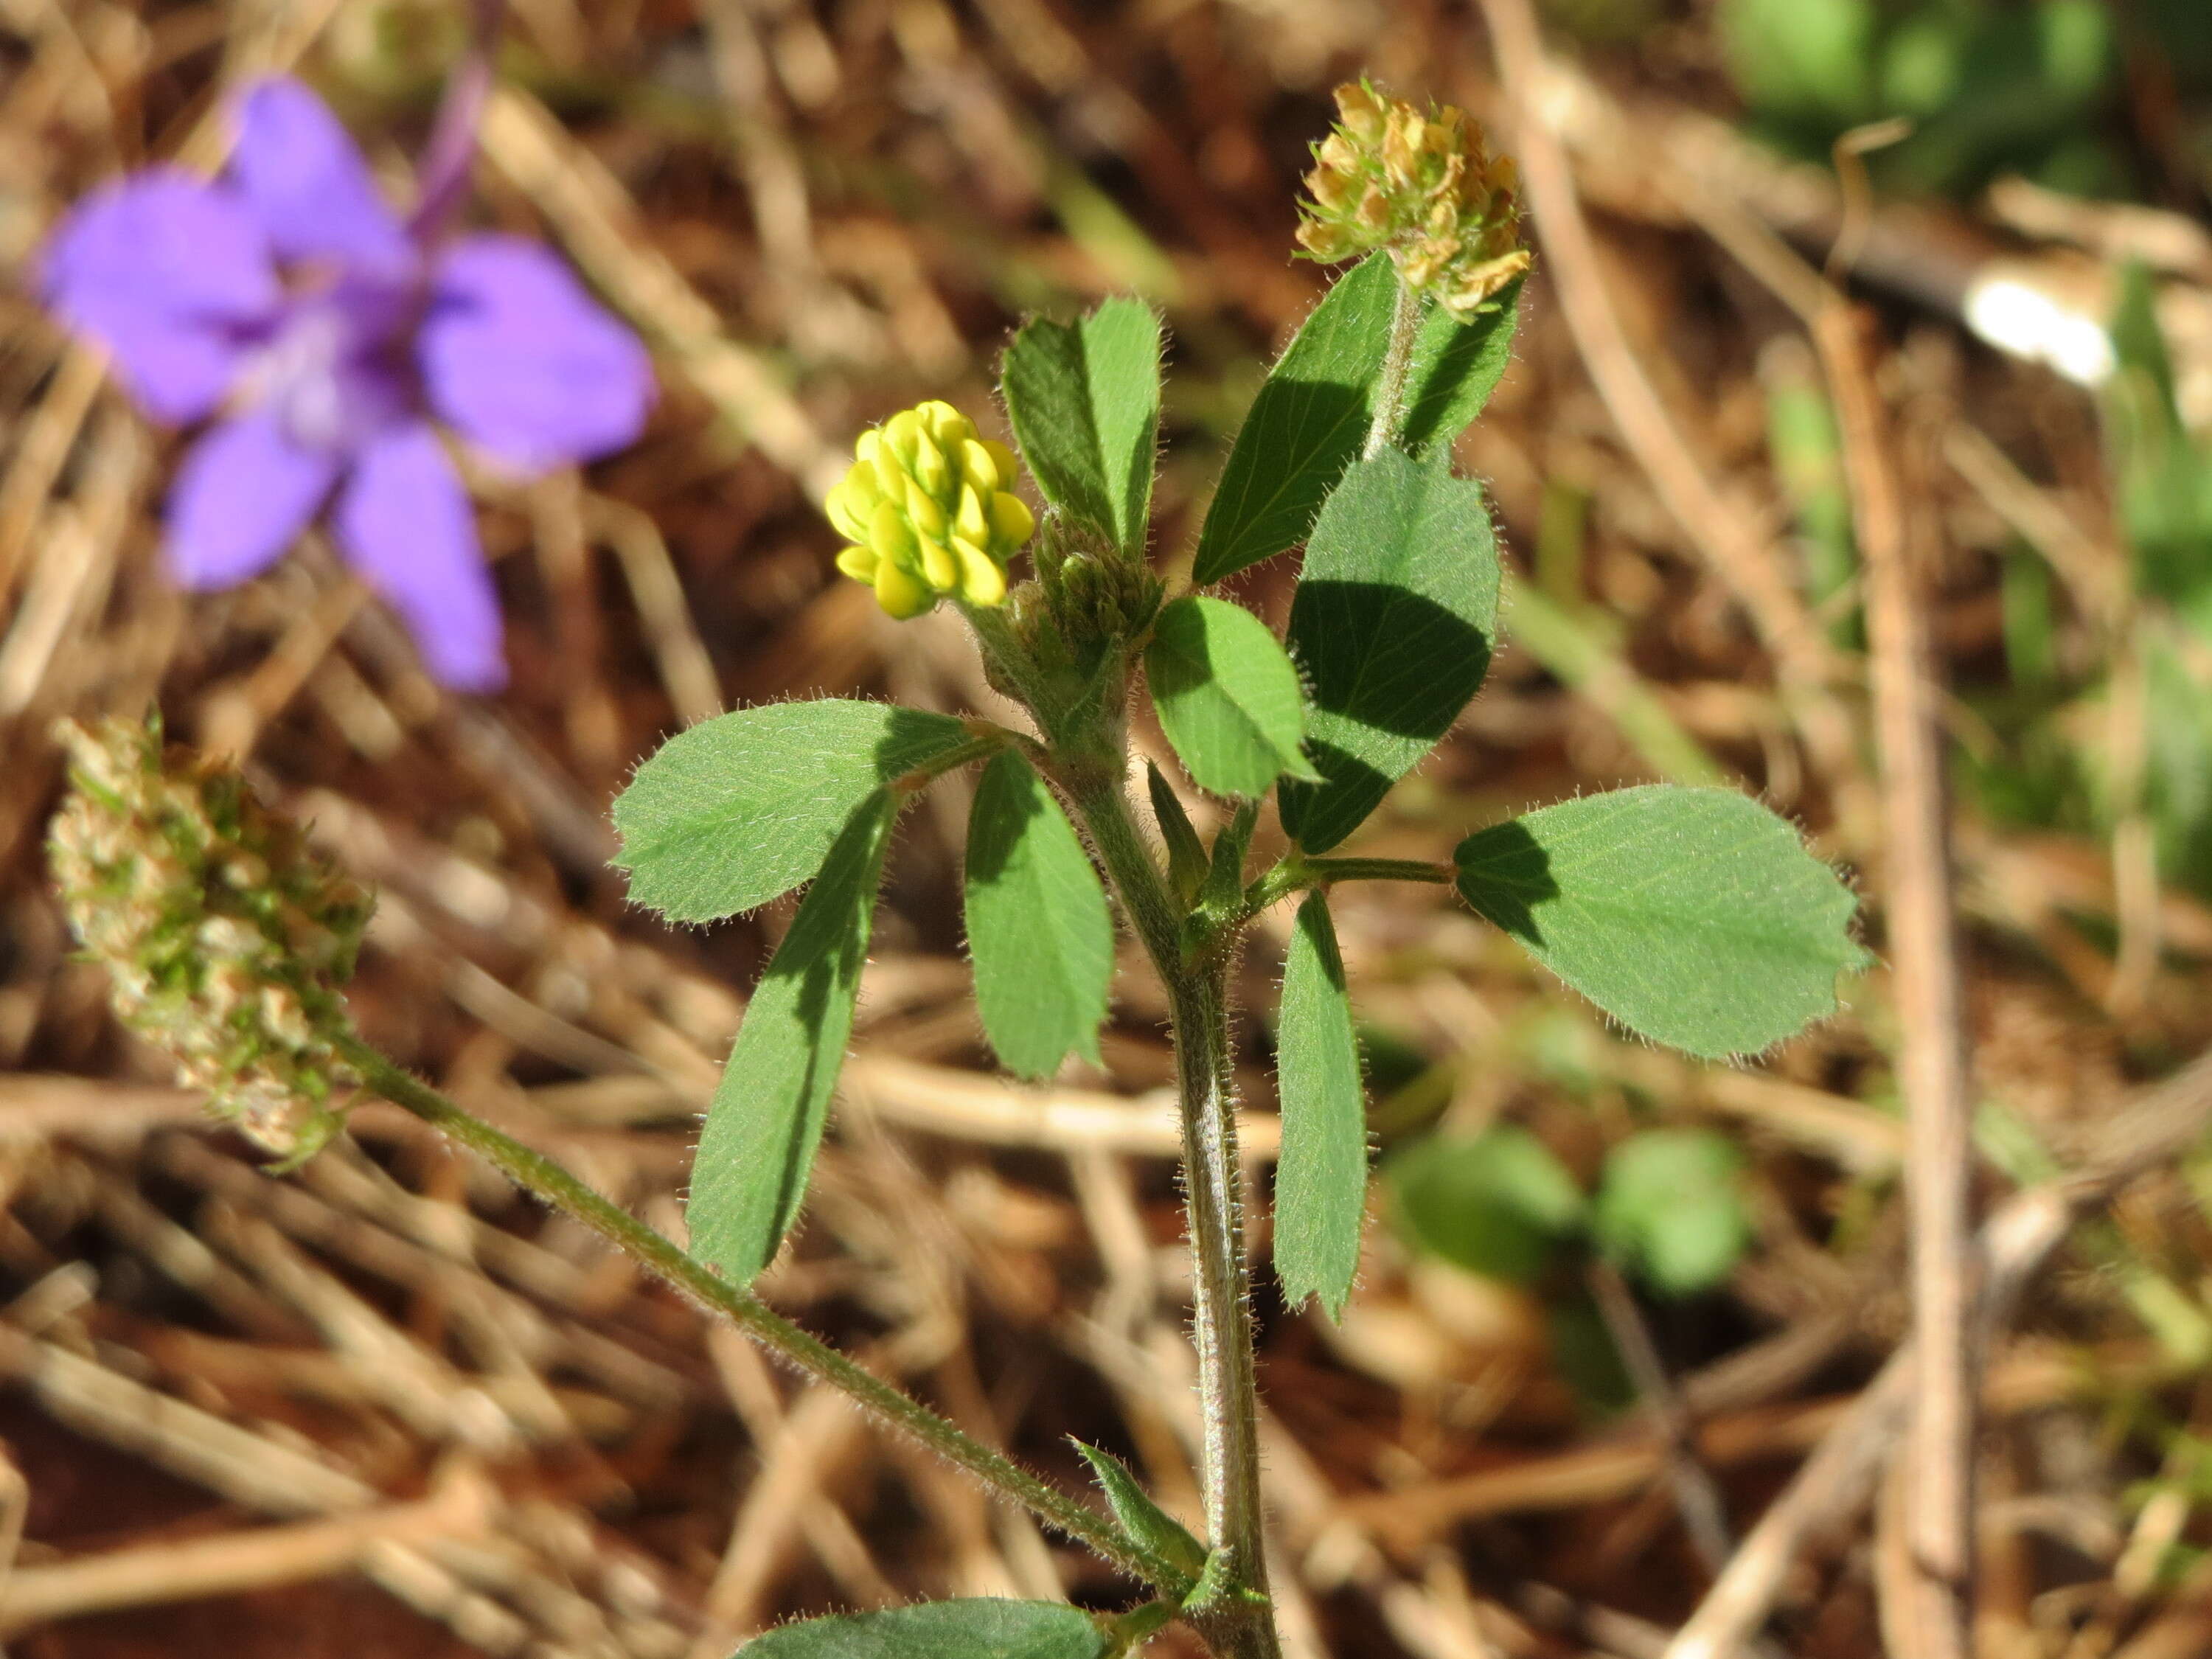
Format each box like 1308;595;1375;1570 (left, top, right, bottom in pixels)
1714;0;2208;198
1385;1123;1752;1299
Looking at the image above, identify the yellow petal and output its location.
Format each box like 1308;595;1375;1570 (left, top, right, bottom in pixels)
855;428;882;466
835;544;877;581
903;477;946;538
883;408;924;462
982;440;1019;488
911;433;952;499
959;437;1002;493
874;556;934;619
989;490;1034;547
951;538;1006;607
872;437;906;495
954;481;990;543
825;473;877;543
869;498;918;565
918;534;958;591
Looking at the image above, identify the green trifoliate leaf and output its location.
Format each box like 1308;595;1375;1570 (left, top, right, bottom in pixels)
688;793;897;1282
1399;277;1523;456
1273;892;1368;1319
1146;761;1208;908
1071;1442;1208;1583
737;1599;1110;1659
964;752;1113;1079
1192;255;1397;585
614;700;972;922
1192;257;1522;585
1001;298;1163;558
1145;596;1320;797
1594;1130;1751;1298
1279;448;1500;854
1453;785;1863;1060
1388;1125;1585;1284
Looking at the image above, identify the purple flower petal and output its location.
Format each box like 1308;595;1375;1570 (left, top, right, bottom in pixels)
229;77;413;272
164;409;338;587
40;170;279;422
420;235;653;473
333;422;506;690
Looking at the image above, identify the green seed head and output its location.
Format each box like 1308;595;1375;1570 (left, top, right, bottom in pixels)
47;716;371;1166
824;400;1037;618
1296;80;1531;319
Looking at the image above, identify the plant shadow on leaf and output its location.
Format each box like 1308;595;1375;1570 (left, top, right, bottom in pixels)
1281;580;1495;849
1292;581;1493;740
1446;818;1557;944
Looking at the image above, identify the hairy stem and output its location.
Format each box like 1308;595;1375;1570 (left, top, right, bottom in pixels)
1065;779;1280;1659
335;1035;1182;1592
1363;271;1425;459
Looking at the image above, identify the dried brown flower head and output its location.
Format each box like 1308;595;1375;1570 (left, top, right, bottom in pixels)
1296;80;1531;318
48;715;371;1165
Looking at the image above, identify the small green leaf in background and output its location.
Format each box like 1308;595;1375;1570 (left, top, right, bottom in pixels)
1279;448;1500;854
1273;892;1368;1319
1071;1442;1208;1582
1146;760;1209;908
1594;1129;1751;1298
688;793;897;1282
1453;785;1863;1060
737;1599;1110;1659
1399;279;1524;456
1718;0;1878;129
2107;262;2212;640
964;752;1113;1080
1001;297;1163;557
1145;596;1319;797
614;700;971;922
1388;1125;1585;1284
1192;254;1397;585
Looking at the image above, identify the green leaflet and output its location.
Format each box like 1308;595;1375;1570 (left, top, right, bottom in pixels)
1388;1125;1586;1284
1595;1129;1751;1298
614;700;972;922
1453;785;1863;1060
1193;257;1522;585
737;1599;1109;1659
1001;297;1163;557
1399;278;1523;456
1273;892;1368;1319
1279;448;1500;853
688;793;897;1282
1145;596;1318;797
1193;256;1397;585
964;752;1113;1079
1071;1442;1208;1583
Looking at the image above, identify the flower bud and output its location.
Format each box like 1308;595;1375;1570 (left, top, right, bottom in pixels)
824;400;1036;618
1295;80;1531;318
48;716;370;1166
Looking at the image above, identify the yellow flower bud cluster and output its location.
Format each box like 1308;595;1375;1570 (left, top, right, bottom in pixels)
47;717;371;1166
826;401;1037;618
1296;81;1532;319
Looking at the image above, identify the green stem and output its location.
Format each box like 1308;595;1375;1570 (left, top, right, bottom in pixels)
1363;271;1425;459
1234;855;1453;929
1062;780;1281;1659
335;1034;1183;1593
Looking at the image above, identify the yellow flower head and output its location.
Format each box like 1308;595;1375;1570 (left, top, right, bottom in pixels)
1295;81;1531;319
824;401;1036;619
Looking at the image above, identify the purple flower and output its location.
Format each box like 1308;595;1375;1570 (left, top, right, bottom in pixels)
39;77;653;690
